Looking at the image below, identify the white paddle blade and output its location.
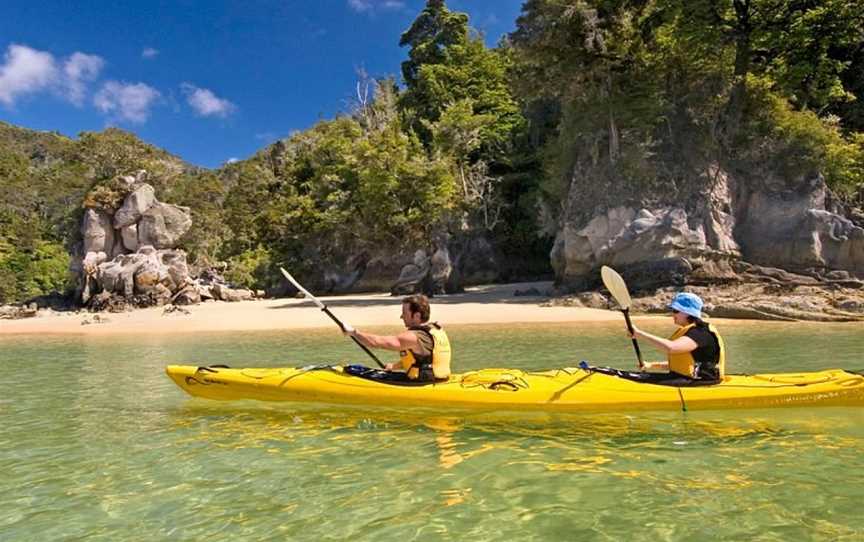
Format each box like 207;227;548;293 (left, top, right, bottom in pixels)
280;267;325;309
600;265;632;310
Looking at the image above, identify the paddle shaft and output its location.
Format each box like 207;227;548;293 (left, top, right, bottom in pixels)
622;308;644;368
280;267;385;369
319;306;385;369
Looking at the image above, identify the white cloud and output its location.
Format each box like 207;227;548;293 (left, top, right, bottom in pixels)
347;0;404;13
142;47;159;59
94;81;160;123
0;44;105;107
225;157;239;164
483;13;500;27
181;83;236;118
0;44;58;106
348;0;372;11
63;52;104;106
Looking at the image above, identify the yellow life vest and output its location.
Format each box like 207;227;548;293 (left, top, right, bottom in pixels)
667;322;726;380
399;323;452;380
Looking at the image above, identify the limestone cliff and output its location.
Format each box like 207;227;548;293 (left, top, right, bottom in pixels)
552;165;863;291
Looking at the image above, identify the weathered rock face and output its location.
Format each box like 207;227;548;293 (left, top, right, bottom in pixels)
211;283;255;302
323;253;375;293
89;246;189;303
552;205;739;290
114;184;155;228
138;201;193;249
120;224;139;252
391;250;434;295
735;174;864;275
553;166;863;289
452;236;498;286
311;234;501;296
82;181;191;258
390;236;500;295
429;246;452;293
77;172;195;308
82;209;115;254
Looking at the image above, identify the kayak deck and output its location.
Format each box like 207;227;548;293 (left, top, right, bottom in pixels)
165;365;864;412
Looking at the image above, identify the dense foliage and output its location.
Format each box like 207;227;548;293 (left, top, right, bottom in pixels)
2;0;862;303
510;0;864;215
216;1;547;290
221;93;459;290
0;123;203;303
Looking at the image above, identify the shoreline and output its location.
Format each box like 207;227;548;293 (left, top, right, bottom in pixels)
3;280;860;337
0;282;623;336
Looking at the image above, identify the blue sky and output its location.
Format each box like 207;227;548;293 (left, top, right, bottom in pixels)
0;0;524;168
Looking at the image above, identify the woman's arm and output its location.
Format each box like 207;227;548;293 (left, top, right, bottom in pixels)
631;326;698;354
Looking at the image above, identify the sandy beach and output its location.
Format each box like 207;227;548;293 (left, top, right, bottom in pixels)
0;282;626;336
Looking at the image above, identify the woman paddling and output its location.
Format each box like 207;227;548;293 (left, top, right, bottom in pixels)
629;292;726;384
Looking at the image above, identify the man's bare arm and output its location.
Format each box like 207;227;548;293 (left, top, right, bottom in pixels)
352;329;419;352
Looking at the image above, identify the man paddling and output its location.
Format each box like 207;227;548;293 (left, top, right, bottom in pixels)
342;294;452;382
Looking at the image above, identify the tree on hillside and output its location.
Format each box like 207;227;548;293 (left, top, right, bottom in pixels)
400;0;469;95
0;133;81;303
511;0;864;209
399;0;551;278
832;45;864;134
512;0;671;207
241;85;457;288
658;0;864;147
398;0;523;157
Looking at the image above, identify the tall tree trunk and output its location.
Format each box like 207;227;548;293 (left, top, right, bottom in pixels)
720;0;752;150
606;71;619;164
459;162;468;198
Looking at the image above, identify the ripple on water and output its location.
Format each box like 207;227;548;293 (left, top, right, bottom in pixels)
0;326;862;541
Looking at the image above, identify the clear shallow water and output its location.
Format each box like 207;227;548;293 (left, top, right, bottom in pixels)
1;321;863;541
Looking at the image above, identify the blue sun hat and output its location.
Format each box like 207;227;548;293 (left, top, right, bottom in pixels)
668;292;704;319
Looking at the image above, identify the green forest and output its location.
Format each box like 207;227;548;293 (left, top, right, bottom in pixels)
1;0;863;304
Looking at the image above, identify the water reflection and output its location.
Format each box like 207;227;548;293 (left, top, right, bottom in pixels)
1;325;863;541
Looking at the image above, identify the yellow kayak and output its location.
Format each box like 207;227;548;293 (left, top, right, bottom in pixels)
165;364;864;412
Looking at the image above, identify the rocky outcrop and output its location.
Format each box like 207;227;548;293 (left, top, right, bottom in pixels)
736;174;864;274
79;243;256;309
323;253;375;293
76;171;198;309
310;234;500;296
553;166;863;290
82;208;116;256
138;201;193;249
385;236;499;295
114;184;155;228
0;303;38;319
88;246;189;305
551;205;741;291
211;283;255;302
80;173;191;261
391;250;436;295
448;236;498;289
548;270;864;322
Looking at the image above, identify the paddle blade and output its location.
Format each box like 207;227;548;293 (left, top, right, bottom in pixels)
280;267;325;309
600;265;632;310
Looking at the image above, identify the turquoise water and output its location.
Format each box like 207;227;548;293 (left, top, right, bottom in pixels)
1;321;863;541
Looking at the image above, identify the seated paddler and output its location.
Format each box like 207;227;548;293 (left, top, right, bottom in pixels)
628;292;726;383
341;294;452;382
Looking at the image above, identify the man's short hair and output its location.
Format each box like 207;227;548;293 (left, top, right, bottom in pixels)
402;294;430;322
